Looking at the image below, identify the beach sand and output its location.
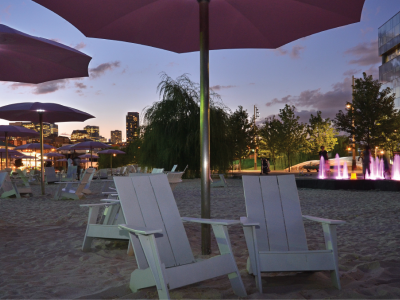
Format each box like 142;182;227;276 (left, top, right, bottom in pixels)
1;178;400;299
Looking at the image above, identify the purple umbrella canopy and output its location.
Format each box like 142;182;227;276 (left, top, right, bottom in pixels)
97;149;125;155
57;144;75;151
0;24;92;84
44;152;65;158
79;154;99;159
14;143;55;150
0;102;95;123
71;141;110;150
57;158;68;162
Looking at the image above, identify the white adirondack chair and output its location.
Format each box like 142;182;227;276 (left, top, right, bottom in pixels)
54;168;95;200
151;168;164;174
81;199;131;252
45;167;59;184
211;174;228;188
62;165;77;182
0;171;20;198
95;168;108;180
241;175;345;293
166;171;184;191
115;175;246;299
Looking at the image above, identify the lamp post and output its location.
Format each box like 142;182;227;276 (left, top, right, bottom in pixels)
349;75;356;170
253;105;259;170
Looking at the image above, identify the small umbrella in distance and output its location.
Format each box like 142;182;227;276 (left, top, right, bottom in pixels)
0;103;94;195
71;141;110;168
97;149;125;175
0;125;38;169
33;0;366;254
15;143;56;170
0;149;22;169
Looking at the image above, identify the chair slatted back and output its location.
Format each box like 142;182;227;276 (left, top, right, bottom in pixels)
242;175;308;252
0;172;12;192
99;169;108;179
16;169;30;187
171;165;178;172
115;175;195;269
66;165;77;179
75;168;95;195
45;167;58;183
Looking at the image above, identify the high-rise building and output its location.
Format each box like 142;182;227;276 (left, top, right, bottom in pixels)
70;130;90;142
9;121;58;137
111;130;122;144
126;112;139;142
379;11;400;108
84;125;100;139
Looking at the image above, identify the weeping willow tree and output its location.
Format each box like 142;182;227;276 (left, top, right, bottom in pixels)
139;73;232;177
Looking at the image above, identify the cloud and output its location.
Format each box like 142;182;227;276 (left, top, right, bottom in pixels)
249;83;255;85
60;132;70;136
266;77;353;120
274;45;305;59
89;61;120;78
360;27;374;36
75;82;87;89
344;40;380;66
74;42;86;50
343;69;361;76
8;79;69;94
211;85;236;90
0;5;11;21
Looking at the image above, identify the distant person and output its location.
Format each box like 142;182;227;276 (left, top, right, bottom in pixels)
67;157;73;167
261;158;269;175
362;146;371;180
383;154;391;179
45;160;52;168
73;156;82;180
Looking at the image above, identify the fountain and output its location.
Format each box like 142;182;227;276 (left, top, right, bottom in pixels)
393;154;400;180
318;156;325;179
342;161;349;179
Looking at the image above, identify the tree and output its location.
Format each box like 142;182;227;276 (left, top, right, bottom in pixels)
307;111;338;154
277;104;308;172
259;116;282;170
335;72;399;149
139;73;232;177
228;106;255;170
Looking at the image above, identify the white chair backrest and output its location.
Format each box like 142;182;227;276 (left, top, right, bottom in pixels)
114;175;195;269
167;172;184;183
242;175;308;252
99;169;108;179
0;171;14;193
171;165;178;172
137;167;141;173
66;165;77;179
151;168;164;174
45;167;58;182
183;165;188;172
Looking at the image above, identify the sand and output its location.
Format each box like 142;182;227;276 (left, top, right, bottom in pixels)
1;178;400;299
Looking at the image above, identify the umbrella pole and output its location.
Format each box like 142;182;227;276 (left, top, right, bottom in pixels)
1;152;2;170
110;155;112;176
91;146;93;168
199;0;211;255
5;132;9;169
39;112;45;195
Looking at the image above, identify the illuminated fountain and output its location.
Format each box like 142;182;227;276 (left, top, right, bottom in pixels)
318;156;326;179
393;154;400;180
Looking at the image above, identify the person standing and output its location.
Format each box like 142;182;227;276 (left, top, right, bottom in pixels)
73;155;81;180
362;146;371;180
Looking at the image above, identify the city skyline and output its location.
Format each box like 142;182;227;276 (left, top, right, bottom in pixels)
0;0;399;139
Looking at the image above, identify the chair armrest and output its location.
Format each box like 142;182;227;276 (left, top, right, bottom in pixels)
240;217;259;226
100;199;120;203
118;224;162;235
181;217;240;226
302;215;346;225
80;203;118;207
55;181;78;184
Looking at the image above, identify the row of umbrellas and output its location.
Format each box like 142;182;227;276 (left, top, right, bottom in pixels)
1;0;366;253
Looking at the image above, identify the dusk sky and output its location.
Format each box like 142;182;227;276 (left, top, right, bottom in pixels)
0;0;399;141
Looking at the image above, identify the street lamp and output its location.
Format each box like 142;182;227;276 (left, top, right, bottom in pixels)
253;105;259;170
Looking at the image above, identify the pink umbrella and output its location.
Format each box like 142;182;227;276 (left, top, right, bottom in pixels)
15;143;55;150
79;154;99;159
0;125;39;169
0;24;91;84
97;149;125;173
71;141;110;167
0;103;94;195
34;0;365;253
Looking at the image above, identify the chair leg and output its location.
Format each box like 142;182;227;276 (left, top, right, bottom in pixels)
130;267;156;293
211;224;247;297
82;207;100;252
322;223;341;289
137;234;170;299
242;226;262;293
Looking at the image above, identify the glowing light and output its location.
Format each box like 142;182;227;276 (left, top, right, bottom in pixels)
36;109;45;113
346;104;351;109
350;173;357;180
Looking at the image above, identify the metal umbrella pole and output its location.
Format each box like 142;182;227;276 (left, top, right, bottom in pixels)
38;110;45;195
199;0;211;255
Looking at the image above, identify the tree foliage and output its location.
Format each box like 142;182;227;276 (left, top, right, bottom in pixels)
307;111;338;154
335;72;399;148
138;73;232;176
259;116;282;170
228;106;255;170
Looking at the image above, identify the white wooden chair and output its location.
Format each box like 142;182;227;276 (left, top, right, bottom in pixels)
45;167;59;184
115;175;246;299
62;165;77;182
54;168;95;200
166;171;184;191
151;168;164;174
95;168;108;180
0;171;20;198
211;174;228;188
81;199;131;252
241;175;345;293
